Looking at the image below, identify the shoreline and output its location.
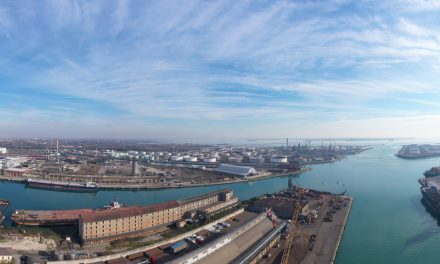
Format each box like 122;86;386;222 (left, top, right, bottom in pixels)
0;167;311;191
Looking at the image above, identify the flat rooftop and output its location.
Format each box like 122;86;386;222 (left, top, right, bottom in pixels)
247;197;296;219
80;201;179;223
81;189;232;223
197;216;274;264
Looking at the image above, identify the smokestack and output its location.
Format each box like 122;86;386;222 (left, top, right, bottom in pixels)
131;158;137;176
56;139;60;164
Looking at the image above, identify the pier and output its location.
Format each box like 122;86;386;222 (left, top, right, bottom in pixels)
258;194;353;264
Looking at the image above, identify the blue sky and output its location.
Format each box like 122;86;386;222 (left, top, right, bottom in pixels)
1;0;440;142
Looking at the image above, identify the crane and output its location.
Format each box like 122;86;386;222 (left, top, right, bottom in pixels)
280;200;302;264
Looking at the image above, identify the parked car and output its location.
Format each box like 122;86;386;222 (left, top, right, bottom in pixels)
184;237;197;244
220;222;230;227
196;235;205;244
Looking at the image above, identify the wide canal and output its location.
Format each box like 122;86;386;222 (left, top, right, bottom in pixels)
1;143;439;263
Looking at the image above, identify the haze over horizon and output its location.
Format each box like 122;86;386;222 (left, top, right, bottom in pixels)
2;0;440;141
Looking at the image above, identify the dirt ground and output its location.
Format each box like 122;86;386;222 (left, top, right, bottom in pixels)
0;236;56;251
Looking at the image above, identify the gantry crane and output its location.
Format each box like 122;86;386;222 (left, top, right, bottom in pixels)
280;200;302;264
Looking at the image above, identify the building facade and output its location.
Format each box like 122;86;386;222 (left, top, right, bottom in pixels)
79;189;238;244
0;247;13;263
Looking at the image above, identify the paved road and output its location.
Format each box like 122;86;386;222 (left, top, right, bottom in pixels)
301;196;352;264
198;217;274;264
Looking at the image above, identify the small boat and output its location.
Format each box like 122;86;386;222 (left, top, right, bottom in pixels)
26;179;98;193
103;197;123;210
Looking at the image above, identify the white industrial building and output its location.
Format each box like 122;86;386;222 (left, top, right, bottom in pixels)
0;148;6;155
228;156;243;163
4;157;27;168
184;157;197;162
203;157;217;163
0;247;13;263
171;156;183;161
270;156;288;163
215;164;256;178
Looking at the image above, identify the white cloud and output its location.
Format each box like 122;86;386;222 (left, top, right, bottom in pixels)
1;0;440;140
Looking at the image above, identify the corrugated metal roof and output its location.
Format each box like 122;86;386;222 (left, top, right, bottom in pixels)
215;164;256;176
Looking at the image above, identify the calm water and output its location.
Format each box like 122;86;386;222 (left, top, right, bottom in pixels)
1;143;440;263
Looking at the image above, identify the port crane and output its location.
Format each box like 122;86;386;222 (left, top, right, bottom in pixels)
280;200;301;264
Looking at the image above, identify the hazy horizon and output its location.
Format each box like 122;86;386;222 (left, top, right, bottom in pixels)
2;1;440;141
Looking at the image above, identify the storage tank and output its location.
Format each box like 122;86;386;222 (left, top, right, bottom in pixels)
184;157;197;162
171;156;183;162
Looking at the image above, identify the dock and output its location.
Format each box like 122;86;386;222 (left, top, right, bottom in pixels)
257;194;353;264
299;196;353;264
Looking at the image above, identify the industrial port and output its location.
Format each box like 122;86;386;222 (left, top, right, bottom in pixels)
0;139;369;191
0;139;361;264
0;179;352;264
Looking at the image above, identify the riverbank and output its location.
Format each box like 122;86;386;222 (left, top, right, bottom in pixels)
0;167;310;190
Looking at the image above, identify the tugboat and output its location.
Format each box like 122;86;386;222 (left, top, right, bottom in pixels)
103;197;123;210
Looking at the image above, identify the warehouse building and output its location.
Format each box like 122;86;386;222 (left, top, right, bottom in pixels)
215;164;256;178
0;247;13;263
79;189;238;244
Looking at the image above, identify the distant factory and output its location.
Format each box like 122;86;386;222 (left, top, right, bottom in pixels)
0;147;7;155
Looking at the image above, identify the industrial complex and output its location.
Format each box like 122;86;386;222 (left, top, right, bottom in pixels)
0;139;369;191
0;139;361;264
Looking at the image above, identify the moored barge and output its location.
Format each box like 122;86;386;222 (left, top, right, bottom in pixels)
26;179;98;193
12;208;94;226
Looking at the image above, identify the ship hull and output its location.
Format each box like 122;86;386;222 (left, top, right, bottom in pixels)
11;219;77;226
424;171;440;178
26;181;98;193
421;188;440;216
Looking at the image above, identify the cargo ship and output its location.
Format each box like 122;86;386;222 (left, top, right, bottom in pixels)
26;179;98;193
11;198;123;226
12;208;94;226
420;176;440;216
424;166;440;177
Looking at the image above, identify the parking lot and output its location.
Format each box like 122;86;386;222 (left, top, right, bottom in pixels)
132;211;261;264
